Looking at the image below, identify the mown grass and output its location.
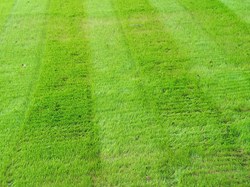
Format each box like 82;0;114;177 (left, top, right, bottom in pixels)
0;0;48;185
1;0;99;186
219;0;250;24
0;0;14;29
0;0;249;186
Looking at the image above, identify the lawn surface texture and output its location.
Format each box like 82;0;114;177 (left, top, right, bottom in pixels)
0;0;249;186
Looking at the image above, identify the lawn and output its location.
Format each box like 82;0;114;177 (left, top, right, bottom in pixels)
0;0;249;186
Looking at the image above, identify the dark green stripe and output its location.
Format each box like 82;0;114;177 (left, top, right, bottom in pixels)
177;0;250;64
112;0;249;185
6;0;99;186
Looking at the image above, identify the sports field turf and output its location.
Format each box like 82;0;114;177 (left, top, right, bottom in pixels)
0;0;249;186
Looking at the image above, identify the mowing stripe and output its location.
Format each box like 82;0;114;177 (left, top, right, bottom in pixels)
111;0;232;186
111;0;249;185
149;0;250;112
0;0;15;32
0;0;248;186
154;0;250;152
5;0;99;186
0;0;49;185
176;0;250;65
219;0;250;24
86;0;237;185
85;0;177;185
149;0;250;185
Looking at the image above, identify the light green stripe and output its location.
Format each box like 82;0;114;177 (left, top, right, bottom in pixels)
176;0;250;64
0;0;15;31
0;0;49;185
86;0;172;185
220;0;250;24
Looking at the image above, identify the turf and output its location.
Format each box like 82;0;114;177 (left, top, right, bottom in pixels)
0;0;249;186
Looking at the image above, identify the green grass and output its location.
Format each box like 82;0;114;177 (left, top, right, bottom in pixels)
0;0;249;186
